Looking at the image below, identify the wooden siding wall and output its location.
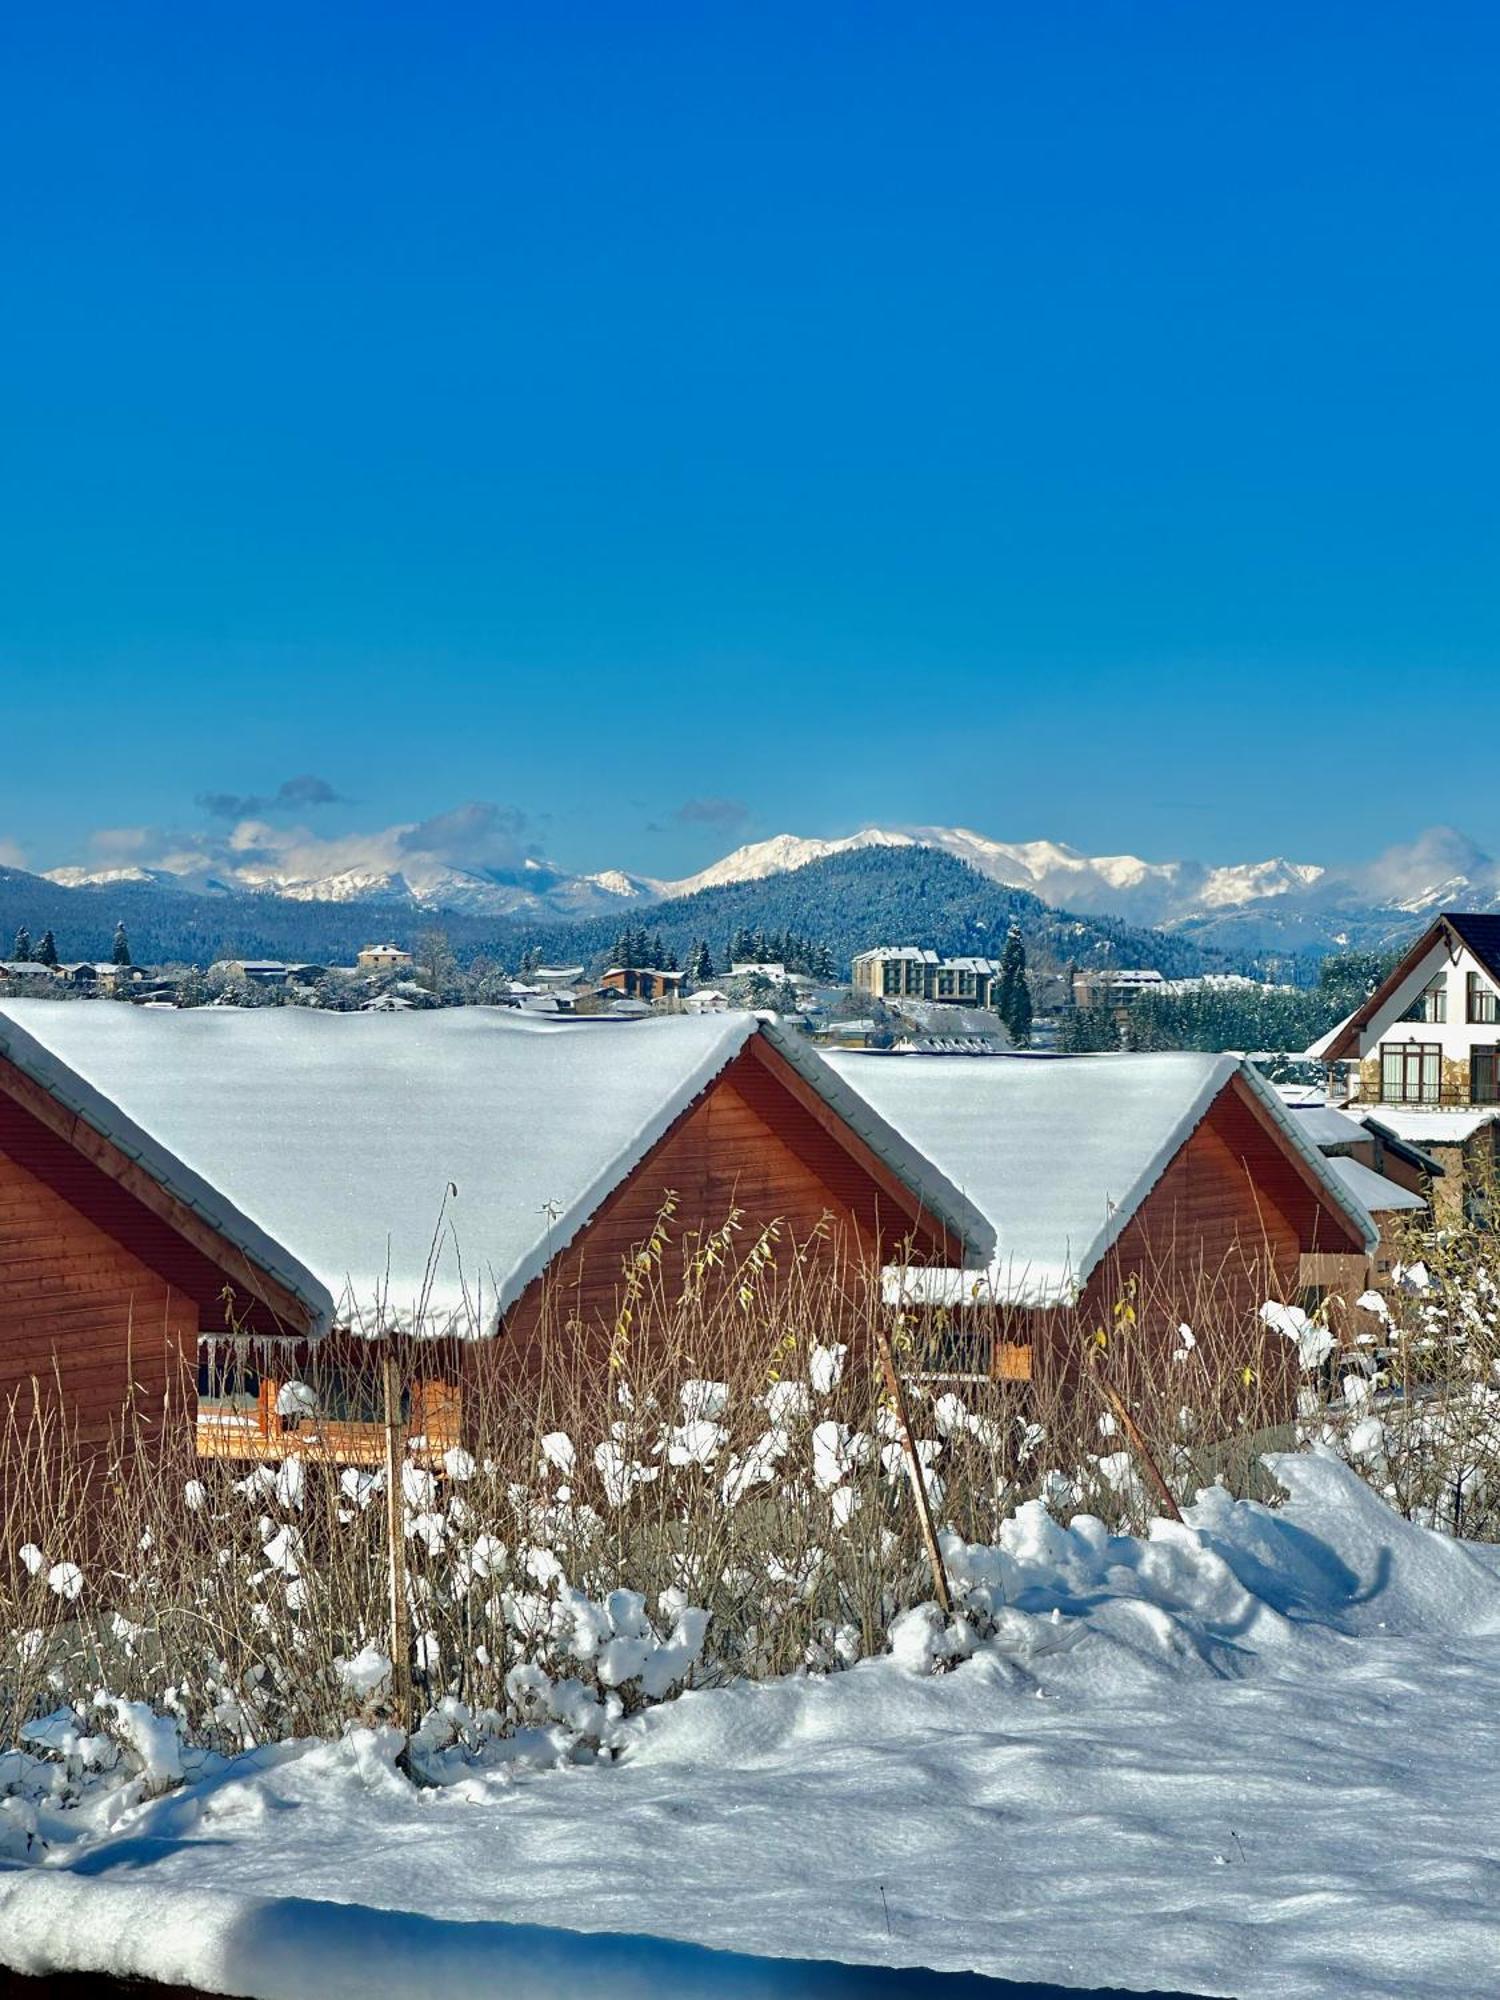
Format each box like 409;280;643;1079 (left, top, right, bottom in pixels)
0;1140;198;1458
1049;1078;1367;1402
498;1045;954;1373
0;1079;302;1339
1083;1110;1302;1319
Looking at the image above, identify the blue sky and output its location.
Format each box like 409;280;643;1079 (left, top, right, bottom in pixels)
3;2;1497;882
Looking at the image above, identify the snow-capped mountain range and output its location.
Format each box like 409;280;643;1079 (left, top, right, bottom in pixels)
38;821;1500;947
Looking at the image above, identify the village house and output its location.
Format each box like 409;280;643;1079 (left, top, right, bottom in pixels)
53;961;154;994
356;943;415;972
1278;1100;1430;1300
1310;911;1500;1223
0;1002;985;1470
0;962;56;992
598;965;685;1003
824;1047;1377;1385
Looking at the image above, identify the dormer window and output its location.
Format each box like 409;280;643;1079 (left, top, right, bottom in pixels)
1468;972;1499;1024
1403;974;1447;1024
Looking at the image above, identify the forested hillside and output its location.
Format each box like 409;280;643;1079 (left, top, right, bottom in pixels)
493;847;1233;979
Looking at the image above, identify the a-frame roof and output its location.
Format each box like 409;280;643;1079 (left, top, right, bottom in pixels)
826;1049;1377;1305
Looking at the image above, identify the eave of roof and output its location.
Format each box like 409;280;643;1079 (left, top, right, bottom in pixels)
0;1010;336;1333
755;1019;996;1265
1235;1061;1379;1255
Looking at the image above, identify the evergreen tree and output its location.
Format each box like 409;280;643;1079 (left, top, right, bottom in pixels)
1060;1003;1120;1053
993;924;1033;1046
690;939;715;984
112;922;132;967
649;931;666;969
10;927;30;962
34;930;58;968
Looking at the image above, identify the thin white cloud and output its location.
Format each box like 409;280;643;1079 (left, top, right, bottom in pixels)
62;800;539;893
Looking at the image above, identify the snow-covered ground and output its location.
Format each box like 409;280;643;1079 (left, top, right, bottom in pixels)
4;1452;1500;1999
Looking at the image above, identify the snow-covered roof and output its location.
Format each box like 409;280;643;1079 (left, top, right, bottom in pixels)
0;1003;985;1338
827;1049;1376;1306
1285;1104;1372;1151
1323;1154;1427;1214
1358;1105;1500;1145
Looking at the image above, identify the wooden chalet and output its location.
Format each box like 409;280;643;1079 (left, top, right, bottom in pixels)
0;1004;985;1471
824;1048;1379;1383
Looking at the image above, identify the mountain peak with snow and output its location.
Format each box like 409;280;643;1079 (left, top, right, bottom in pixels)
36;818;1500;946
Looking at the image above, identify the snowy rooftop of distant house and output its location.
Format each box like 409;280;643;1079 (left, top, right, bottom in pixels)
1286;1103;1373;1151
826;1048;1376;1307
1358;1104;1500;1146
0;1003;984;1339
1323;1153;1427;1214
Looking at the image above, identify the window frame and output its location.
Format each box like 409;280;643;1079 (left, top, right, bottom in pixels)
1402;974;1448;1024
1380;1041;1442;1104
1467;971;1500;1025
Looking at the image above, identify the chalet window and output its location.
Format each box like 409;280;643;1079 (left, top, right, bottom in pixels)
280;1367;410;1429
904;1313;994;1382
1473;1048;1500;1106
1468;973;1500;1025
1402;975;1447;1024
1380;1043;1441;1104
197;1345;261;1415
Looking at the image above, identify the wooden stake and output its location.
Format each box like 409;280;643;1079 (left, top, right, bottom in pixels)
1086;1346;1183;1523
876;1326;954;1616
381;1349;414;1742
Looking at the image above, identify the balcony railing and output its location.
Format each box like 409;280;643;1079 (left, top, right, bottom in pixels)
1359;1087;1500;1111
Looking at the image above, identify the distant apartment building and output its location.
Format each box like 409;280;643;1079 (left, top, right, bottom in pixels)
1070;967;1166;1008
851;948;1000;1007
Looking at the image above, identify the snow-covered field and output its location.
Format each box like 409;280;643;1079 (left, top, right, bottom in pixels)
3;1452;1500;1998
